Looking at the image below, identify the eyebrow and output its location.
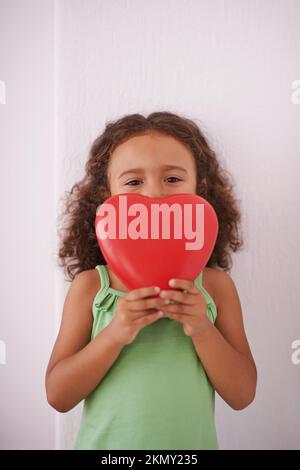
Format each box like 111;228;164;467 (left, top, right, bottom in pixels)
118;165;188;179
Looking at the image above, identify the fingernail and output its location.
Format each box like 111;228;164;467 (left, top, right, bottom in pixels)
169;279;175;286
154;286;160;293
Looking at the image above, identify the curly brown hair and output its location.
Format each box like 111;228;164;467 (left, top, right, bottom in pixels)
57;111;244;282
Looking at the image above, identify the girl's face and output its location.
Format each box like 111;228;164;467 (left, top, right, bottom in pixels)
107;131;197;198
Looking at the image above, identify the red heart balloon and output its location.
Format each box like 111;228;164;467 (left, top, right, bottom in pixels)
95;193;218;292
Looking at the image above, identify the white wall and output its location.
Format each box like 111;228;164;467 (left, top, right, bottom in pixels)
1;0;299;450
55;0;300;450
0;0;55;449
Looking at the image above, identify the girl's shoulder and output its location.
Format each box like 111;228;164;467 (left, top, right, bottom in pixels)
202;267;230;311
73;268;103;304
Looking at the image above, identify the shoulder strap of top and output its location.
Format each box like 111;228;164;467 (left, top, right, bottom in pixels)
95;265;109;291
92;265;118;317
194;270;217;323
194;270;203;287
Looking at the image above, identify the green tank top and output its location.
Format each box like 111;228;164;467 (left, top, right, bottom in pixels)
74;264;218;450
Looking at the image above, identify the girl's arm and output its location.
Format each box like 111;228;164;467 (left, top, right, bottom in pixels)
191;270;257;410
45;271;124;413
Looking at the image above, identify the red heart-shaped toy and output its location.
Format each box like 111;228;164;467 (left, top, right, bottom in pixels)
95;193;218;292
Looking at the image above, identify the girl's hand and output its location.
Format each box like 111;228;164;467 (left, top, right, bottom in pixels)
107;286;166;347
159;278;213;338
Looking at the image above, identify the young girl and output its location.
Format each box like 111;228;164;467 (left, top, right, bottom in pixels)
45;111;257;450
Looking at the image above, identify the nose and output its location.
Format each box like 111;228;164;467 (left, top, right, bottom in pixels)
141;188;167;199
137;179;164;198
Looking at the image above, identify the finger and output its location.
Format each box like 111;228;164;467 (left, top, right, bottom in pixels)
133;310;164;326
127;296;166;313
162;311;187;324
159;289;198;305
118;301;162;322
168;278;199;294
126;285;161;302
161;303;194;315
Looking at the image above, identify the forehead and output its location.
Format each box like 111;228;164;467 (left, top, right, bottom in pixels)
108;132;195;174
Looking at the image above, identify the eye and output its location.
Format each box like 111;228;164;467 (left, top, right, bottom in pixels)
125;179;141;186
165;177;182;183
125;176;182;186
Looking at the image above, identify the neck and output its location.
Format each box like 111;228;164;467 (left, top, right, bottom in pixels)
106;265;129;292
